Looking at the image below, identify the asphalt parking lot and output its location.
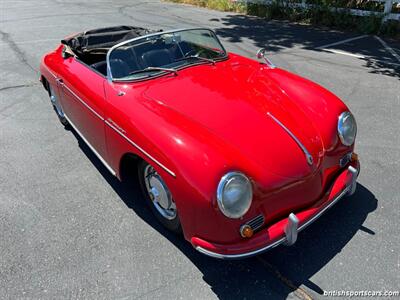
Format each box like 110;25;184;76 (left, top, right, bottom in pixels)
1;0;399;299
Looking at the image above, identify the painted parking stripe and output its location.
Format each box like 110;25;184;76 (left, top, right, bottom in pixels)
374;36;400;64
320;48;365;58
316;35;368;49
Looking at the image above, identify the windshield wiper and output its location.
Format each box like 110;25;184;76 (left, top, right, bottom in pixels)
175;55;215;65
129;67;178;76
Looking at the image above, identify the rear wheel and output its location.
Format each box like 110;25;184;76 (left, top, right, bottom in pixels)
48;84;69;127
138;160;181;233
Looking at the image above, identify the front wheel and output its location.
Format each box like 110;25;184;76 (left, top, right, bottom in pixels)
48;84;69;127
138;161;182;233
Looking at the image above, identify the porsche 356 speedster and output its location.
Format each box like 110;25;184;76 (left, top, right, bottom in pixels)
40;26;360;259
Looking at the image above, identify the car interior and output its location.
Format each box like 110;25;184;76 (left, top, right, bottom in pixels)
107;39;193;78
62;26;157;76
62;25;195;78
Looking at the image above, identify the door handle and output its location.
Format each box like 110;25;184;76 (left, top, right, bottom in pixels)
56;78;64;84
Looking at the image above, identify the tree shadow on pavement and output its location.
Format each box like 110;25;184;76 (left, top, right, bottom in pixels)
215;16;343;52
72;129;378;299
214;15;400;79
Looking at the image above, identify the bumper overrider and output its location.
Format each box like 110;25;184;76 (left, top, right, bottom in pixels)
191;160;360;259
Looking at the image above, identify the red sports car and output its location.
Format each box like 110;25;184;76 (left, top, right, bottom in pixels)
40;26;360;259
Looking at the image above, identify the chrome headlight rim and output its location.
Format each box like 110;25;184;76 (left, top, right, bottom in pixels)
338;111;357;146
217;171;253;219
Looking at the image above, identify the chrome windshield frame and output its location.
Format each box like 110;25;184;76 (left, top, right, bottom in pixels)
106;27;228;82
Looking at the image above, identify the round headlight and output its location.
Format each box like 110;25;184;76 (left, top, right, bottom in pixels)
338;112;357;146
217;172;253;219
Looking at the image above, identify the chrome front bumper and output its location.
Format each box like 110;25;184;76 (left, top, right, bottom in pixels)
195;165;359;259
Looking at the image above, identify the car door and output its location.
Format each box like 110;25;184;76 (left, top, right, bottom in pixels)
57;57;108;164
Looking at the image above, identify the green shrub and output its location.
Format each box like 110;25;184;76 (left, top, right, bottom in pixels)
379;19;400;36
357;15;382;33
166;0;399;37
168;0;246;12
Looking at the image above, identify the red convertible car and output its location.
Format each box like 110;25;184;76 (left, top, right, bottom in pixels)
40;26;360;259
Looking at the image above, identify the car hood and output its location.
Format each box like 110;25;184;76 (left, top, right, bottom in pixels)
142;62;325;179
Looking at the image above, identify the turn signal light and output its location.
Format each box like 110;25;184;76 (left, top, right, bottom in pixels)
240;225;254;238
351;152;359;162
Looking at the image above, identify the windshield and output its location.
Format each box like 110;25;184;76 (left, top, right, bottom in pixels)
107;28;227;81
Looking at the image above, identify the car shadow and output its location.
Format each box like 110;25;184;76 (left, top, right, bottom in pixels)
70;128;377;299
213;15;400;79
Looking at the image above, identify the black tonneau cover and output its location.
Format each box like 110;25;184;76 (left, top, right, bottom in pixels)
62;25;160;56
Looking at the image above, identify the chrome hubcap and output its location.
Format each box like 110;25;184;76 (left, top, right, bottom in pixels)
144;165;177;220
49;85;65;118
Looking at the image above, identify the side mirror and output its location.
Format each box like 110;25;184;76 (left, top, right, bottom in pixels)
256;48;266;59
256;48;275;69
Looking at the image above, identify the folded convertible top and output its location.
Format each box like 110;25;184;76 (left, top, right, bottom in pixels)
62;25;161;56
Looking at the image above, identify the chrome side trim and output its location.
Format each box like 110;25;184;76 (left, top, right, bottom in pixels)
104;120;176;178
64;114;116;176
195;168;357;259
60;84;175;177
106;118;125;134
267;112;314;165
62;84;104;121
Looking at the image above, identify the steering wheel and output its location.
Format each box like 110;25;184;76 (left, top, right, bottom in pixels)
183;49;206;58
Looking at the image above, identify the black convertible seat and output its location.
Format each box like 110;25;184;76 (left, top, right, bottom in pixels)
141;49;174;68
90;59;132;78
109;59;130;78
112;48;141;71
91;61;107;76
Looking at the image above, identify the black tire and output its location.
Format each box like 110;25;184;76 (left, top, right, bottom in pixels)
137;160;182;233
47;83;69;127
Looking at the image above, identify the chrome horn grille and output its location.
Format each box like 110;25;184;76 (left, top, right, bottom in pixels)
244;214;265;231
